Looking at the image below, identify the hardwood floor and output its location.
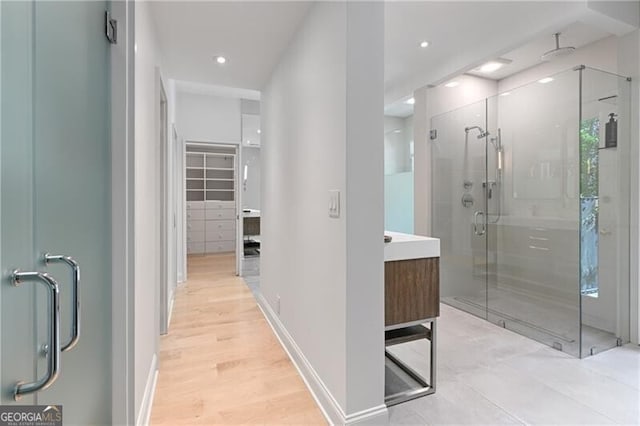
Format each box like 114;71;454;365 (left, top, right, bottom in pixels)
150;253;326;425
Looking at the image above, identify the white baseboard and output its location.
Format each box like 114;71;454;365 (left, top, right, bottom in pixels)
256;293;388;425
137;353;159;426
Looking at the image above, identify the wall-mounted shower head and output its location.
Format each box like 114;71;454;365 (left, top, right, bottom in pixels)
465;126;489;139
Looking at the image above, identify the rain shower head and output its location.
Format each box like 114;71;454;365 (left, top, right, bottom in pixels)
541;33;575;61
465;126;489;139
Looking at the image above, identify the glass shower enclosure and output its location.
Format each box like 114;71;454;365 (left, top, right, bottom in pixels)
431;66;631;358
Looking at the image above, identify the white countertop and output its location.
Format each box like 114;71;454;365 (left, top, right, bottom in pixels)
384;231;440;262
242;209;260;218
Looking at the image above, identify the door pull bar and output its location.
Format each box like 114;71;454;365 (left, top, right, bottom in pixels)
44;254;80;352
10;270;60;400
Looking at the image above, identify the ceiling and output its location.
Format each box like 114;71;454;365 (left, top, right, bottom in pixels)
150;1;636;103
383;1;635;104
465;22;612;81
384;20;614;118
149;1;312;91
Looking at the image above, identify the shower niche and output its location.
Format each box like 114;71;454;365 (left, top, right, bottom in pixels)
430;66;631;358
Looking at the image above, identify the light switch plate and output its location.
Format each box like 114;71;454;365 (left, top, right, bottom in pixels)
329;190;340;218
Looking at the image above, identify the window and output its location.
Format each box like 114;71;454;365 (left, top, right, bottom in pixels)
580;117;599;297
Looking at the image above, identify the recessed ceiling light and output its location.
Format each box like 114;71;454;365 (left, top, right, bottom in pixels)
478;62;504;73
257;129;261;134
420;41;430;48
500;92;511;97
538;77;554;84
215;56;227;65
444;81;460;88
474;58;512;74
405;97;415;105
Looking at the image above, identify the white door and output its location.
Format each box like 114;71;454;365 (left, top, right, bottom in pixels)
1;1;113;422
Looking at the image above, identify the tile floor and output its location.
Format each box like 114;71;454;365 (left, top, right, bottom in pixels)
241;255;260;294
242;263;640;425
388;304;640;425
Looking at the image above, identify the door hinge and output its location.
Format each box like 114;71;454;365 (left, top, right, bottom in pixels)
105;11;117;44
430;129;437;140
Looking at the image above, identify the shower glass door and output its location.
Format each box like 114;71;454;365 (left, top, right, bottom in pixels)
431;67;631;358
486;69;582;357
579;67;631;357
431;100;488;319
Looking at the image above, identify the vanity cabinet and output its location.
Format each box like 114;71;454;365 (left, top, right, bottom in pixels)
383;232;440;406
385;257;440;326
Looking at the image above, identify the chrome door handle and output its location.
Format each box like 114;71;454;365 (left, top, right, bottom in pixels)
10;270;60;400
473;211;486;236
44;254;80;352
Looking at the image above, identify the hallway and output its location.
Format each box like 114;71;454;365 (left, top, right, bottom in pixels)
150;254;325;424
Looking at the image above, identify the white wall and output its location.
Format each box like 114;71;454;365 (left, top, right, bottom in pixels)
616;29;640;344
110;1;135;423
261;2;385;422
175;92;241;142
134;2;166;422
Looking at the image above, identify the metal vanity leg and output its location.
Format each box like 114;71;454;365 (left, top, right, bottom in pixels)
430;319;437;392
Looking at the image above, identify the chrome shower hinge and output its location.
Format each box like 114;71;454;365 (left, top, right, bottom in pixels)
430;129;437;140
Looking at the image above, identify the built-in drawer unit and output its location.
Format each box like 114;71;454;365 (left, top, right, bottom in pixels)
186;220;205;232
205;228;236;241
186;209;205;221
187;242;205;254
205;208;235;221
187;230;205;243
206;219;235;231
206;200;235;210
186;201;205;210
185;147;237;255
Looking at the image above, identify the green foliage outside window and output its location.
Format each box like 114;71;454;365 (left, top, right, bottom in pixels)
580;118;600;198
580;117;599;296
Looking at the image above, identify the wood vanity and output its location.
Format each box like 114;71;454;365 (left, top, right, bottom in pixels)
385;257;439;325
383;231;440;406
